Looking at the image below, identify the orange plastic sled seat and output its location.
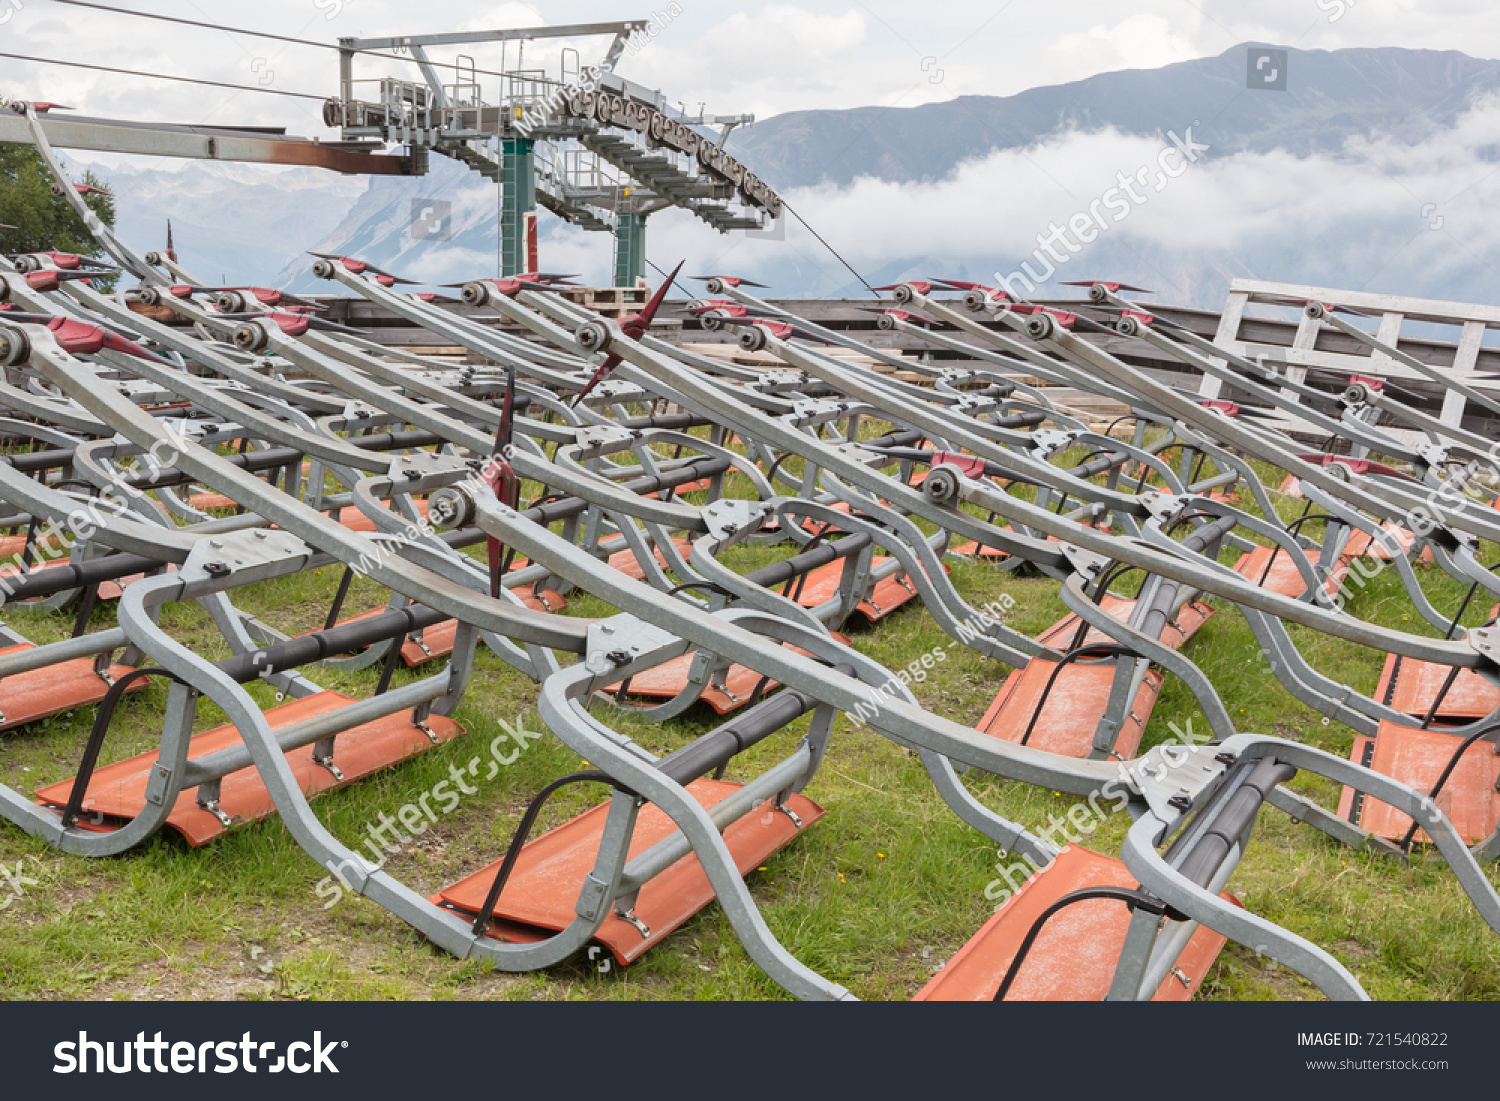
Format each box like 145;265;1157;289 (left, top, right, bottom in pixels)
0;533;69;560
952;518;1115;561
34;691;463;847
790;557;948;622
1337;722;1500;845
333;499;431;533
187;492;237;511
312;609;469;668
950;529;1013;559
606;538;695;582
974;599;1213;759
1033;595;1213;652
0;643;142;733
1375;652;1500;722
1337;526;1433;566
977;657;1162;758
432;778;822;965
915;846;1231;1001
644;477;709;500
1232;544;1348;600
602;636;850;715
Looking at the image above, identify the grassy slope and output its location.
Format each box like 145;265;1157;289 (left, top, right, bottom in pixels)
0;434;1496;1002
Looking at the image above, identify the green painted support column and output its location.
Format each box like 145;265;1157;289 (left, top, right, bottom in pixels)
613;210;647;287
499;137;535;277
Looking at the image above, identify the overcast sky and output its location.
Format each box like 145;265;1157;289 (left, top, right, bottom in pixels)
1;0;1496;135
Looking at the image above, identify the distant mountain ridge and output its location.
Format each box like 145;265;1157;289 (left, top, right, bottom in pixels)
724;43;1500;188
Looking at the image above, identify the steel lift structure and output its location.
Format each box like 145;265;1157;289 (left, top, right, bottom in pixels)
326;21;775;283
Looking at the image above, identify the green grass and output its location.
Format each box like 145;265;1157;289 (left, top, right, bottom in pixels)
0;431;1497;1001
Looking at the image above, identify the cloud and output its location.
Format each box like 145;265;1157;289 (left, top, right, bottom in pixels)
612;92;1500;305
624;5;872;118
1044;14;1203;81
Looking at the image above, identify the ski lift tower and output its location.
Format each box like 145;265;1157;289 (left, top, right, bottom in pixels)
325;21;780;285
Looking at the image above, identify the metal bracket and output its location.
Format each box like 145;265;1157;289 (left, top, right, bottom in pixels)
701;498;771;547
1140;491;1187;523
755;370;803;390
791;398;845;422
1030;428;1075;456
143;761;172;807
574;423;635;457
194;781;234;828
1130;744;1227;823
1059;541;1112;583
1418;443;1452;470
588;379;647;405
828;441;885;469
583;616;680;679
1469;627;1500;663
180;529;310;588
311;736;345;781
387;450;468;493
341;399;382;423
574;871;611;923
616;909;651;939
91;651;115;686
